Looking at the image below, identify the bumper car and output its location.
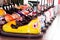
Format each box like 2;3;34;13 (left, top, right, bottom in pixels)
1;8;43;38
2;18;41;34
1;18;42;38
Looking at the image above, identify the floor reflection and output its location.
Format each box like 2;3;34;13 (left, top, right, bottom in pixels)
43;14;60;40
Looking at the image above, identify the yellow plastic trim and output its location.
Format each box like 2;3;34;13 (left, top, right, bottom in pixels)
2;18;41;34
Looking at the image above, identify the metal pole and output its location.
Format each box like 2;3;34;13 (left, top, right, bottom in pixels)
41;0;42;11
37;0;38;8
36;0;38;12
44;0;45;10
53;0;54;6
47;0;48;8
10;0;11;4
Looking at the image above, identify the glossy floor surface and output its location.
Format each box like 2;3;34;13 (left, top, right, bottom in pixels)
43;14;60;40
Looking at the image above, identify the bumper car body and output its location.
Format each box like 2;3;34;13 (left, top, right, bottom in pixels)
2;18;41;34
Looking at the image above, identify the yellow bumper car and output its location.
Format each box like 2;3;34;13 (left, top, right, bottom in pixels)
1;18;43;38
0;6;42;38
2;18;41;34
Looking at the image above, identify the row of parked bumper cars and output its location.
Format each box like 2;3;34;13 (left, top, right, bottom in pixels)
37;0;55;33
0;0;56;38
